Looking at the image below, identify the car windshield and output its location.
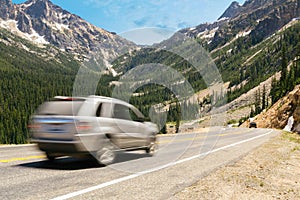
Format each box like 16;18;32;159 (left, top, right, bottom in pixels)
37;100;85;116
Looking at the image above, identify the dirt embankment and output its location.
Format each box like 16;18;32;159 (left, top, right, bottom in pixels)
174;131;300;199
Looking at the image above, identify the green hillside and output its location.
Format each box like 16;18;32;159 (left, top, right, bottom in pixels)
213;21;300;103
112;21;300;108
0;29;80;144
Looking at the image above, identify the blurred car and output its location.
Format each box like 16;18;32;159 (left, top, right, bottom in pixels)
249;121;257;128
29;96;159;165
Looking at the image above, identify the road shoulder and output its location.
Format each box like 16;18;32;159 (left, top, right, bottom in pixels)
174;131;300;199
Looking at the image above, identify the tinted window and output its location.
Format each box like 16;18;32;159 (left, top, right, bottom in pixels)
113;104;131;120
113;104;142;121
129;109;140;121
37;101;84;116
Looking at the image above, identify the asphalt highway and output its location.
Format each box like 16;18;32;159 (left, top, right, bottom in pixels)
0;127;279;200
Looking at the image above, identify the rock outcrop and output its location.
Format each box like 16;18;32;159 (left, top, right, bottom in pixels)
0;0;14;19
291;88;300;133
244;85;300;133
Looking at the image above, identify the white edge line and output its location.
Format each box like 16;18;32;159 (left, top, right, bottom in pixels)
51;130;274;200
0;144;35;149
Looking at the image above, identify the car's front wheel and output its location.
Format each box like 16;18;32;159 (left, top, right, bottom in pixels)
146;142;158;156
95;143;116;165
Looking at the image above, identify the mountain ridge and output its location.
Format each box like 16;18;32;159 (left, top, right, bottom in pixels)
180;0;300;50
218;1;243;20
0;0;136;60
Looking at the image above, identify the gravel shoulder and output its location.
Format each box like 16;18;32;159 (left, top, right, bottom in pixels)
174;131;300;200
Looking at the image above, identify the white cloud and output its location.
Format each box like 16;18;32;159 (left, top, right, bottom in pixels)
120;27;175;45
75;0;246;33
84;0;206;31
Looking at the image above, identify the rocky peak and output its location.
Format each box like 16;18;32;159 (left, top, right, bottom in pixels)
24;0;50;19
0;0;136;59
0;0;13;6
0;0;14;19
23;0;64;19
218;1;243;19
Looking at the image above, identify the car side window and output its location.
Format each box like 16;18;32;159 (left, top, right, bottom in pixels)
95;103;102;117
113;104;131;120
113;104;141;121
129;109;140;121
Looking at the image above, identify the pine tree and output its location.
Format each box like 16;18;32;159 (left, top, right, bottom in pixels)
262;85;266;110
280;42;288;92
254;89;261;115
175;101;181;133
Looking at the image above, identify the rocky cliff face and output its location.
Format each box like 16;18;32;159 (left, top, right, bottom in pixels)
243;85;300;133
0;0;14;19
180;0;300;51
0;0;136;60
293;97;300;133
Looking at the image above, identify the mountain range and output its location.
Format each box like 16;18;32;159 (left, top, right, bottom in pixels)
0;0;136;61
1;0;300;143
181;0;300;50
1;0;299;64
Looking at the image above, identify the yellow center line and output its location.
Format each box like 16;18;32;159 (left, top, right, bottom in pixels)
219;129;253;137
1;130;254;163
158;135;206;144
158;129;254;144
0;155;45;163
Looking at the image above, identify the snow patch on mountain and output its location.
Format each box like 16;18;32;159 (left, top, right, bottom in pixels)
217;17;229;22
236;29;252;39
20;1;33;9
198;27;219;39
0;19;18;31
41;18;69;31
23;28;49;44
0;19;49;44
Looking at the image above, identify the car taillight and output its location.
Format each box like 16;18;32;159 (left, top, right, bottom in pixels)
27;124;41;129
75;122;91;131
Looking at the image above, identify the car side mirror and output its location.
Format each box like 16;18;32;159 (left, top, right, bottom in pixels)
136;117;145;122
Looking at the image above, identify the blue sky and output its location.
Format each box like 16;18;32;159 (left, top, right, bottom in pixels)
12;0;245;44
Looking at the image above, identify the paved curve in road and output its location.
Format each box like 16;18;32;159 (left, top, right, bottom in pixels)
0;128;279;200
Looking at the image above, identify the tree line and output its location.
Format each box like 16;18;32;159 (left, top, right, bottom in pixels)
2;21;300;143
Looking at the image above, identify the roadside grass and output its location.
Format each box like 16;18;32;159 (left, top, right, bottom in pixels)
226;105;252;114
281;131;300;154
281;131;300;144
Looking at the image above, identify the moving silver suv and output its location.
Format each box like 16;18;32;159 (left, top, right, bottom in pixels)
29;96;159;165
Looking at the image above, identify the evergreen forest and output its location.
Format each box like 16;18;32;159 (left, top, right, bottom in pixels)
2;21;300;144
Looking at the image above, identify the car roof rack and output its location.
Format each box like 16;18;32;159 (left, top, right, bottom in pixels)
53;96;86;101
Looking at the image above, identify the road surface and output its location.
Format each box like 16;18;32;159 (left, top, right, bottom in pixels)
0;127;279;200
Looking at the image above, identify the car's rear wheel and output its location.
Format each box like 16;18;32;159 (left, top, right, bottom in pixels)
95;143;116;165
